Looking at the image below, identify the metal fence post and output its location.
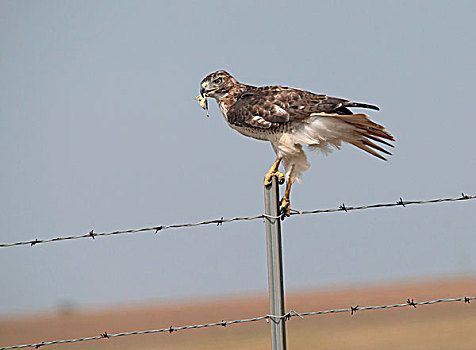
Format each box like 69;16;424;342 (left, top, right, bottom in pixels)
264;176;287;350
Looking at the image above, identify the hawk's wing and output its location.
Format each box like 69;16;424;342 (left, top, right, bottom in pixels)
227;86;373;129
227;86;394;160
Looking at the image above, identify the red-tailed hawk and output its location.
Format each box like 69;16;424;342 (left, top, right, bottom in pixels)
197;70;394;216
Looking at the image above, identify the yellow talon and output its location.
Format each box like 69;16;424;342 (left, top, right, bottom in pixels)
264;171;285;187
264;158;284;187
280;196;291;217
279;164;295;218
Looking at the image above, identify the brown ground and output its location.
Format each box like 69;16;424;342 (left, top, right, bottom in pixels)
2;278;475;350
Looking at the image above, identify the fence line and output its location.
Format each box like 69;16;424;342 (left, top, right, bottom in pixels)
1;193;474;248
1;296;473;350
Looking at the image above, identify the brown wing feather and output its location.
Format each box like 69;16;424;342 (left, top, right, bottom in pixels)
227;86;350;128
227;86;383;130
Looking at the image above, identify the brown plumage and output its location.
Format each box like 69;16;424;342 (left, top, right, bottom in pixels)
198;70;394;215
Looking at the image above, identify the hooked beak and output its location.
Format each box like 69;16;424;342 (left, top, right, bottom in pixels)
200;81;210;97
200;81;219;97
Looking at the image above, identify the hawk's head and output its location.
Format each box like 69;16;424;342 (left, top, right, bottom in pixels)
200;70;239;100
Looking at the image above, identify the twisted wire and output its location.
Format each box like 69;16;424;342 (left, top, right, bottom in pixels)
1;296;473;349
1;193;474;248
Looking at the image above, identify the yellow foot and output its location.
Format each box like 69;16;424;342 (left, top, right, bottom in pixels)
264;158;284;187
264;170;285;187
280;197;291;218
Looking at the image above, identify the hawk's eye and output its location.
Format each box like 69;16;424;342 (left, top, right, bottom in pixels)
213;77;223;85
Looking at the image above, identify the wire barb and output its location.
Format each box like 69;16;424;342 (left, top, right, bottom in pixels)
397;197;406;207
1;193;474;248
0;296;474;350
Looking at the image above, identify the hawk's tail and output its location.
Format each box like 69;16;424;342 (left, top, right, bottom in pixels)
281;113;394;182
304;113;395;160
332;114;395;160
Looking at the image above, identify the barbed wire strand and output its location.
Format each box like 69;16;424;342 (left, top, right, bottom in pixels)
1;296;473;350
1;193;474;248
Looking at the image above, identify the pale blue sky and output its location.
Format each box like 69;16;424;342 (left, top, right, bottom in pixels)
1;0;475;314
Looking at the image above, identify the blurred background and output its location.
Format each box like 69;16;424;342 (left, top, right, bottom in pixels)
1;1;475;349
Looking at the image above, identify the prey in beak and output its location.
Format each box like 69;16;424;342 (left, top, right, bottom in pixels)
195;82;209;117
195;94;209;117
